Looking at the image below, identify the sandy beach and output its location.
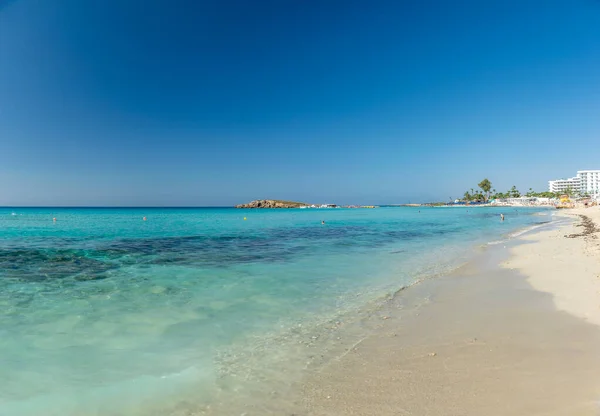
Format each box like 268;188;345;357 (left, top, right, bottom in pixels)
506;208;600;327
298;208;600;415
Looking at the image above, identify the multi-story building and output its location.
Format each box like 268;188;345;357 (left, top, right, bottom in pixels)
577;170;600;197
548;170;600;197
548;177;581;194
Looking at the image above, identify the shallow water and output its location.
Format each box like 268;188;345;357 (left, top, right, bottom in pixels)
0;207;552;415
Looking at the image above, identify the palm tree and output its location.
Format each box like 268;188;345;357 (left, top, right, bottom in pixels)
510;186;520;198
478;178;492;201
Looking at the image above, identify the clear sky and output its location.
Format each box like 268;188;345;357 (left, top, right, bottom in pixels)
1;0;599;206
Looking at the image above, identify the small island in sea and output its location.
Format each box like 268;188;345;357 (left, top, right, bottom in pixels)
235;200;310;208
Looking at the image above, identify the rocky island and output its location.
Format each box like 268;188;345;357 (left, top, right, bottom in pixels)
235;199;309;209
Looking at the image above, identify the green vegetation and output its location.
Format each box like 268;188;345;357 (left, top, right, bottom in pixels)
461;179;492;202
461;179;565;202
490;185;556;199
477;178;492;201
524;189;560;198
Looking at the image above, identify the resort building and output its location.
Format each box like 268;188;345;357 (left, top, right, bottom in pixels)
577;170;600;197
548;177;581;194
548;170;600;197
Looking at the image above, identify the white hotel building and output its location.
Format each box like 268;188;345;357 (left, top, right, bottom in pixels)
548;176;581;194
578;170;600;196
548;170;600;197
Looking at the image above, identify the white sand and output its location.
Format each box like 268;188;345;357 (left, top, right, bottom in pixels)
505;207;600;326
297;208;600;416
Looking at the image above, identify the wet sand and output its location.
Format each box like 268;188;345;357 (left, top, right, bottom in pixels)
300;208;600;415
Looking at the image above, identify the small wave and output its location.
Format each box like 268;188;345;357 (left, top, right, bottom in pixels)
508;222;550;238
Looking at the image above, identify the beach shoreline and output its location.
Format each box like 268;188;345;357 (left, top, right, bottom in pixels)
296;208;600;415
504;208;600;327
168;209;600;416
4;208;597;416
1;207;556;416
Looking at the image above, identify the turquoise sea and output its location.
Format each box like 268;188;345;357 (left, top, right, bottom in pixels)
0;207;553;415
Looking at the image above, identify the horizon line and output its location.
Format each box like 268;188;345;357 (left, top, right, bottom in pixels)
0;206;236;209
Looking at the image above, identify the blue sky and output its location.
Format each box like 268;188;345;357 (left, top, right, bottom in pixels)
1;0;599;206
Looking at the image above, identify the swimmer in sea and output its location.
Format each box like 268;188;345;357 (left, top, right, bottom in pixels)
500;214;504;221
321;220;325;225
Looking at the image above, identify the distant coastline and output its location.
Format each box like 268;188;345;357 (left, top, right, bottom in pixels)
399;196;597;209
